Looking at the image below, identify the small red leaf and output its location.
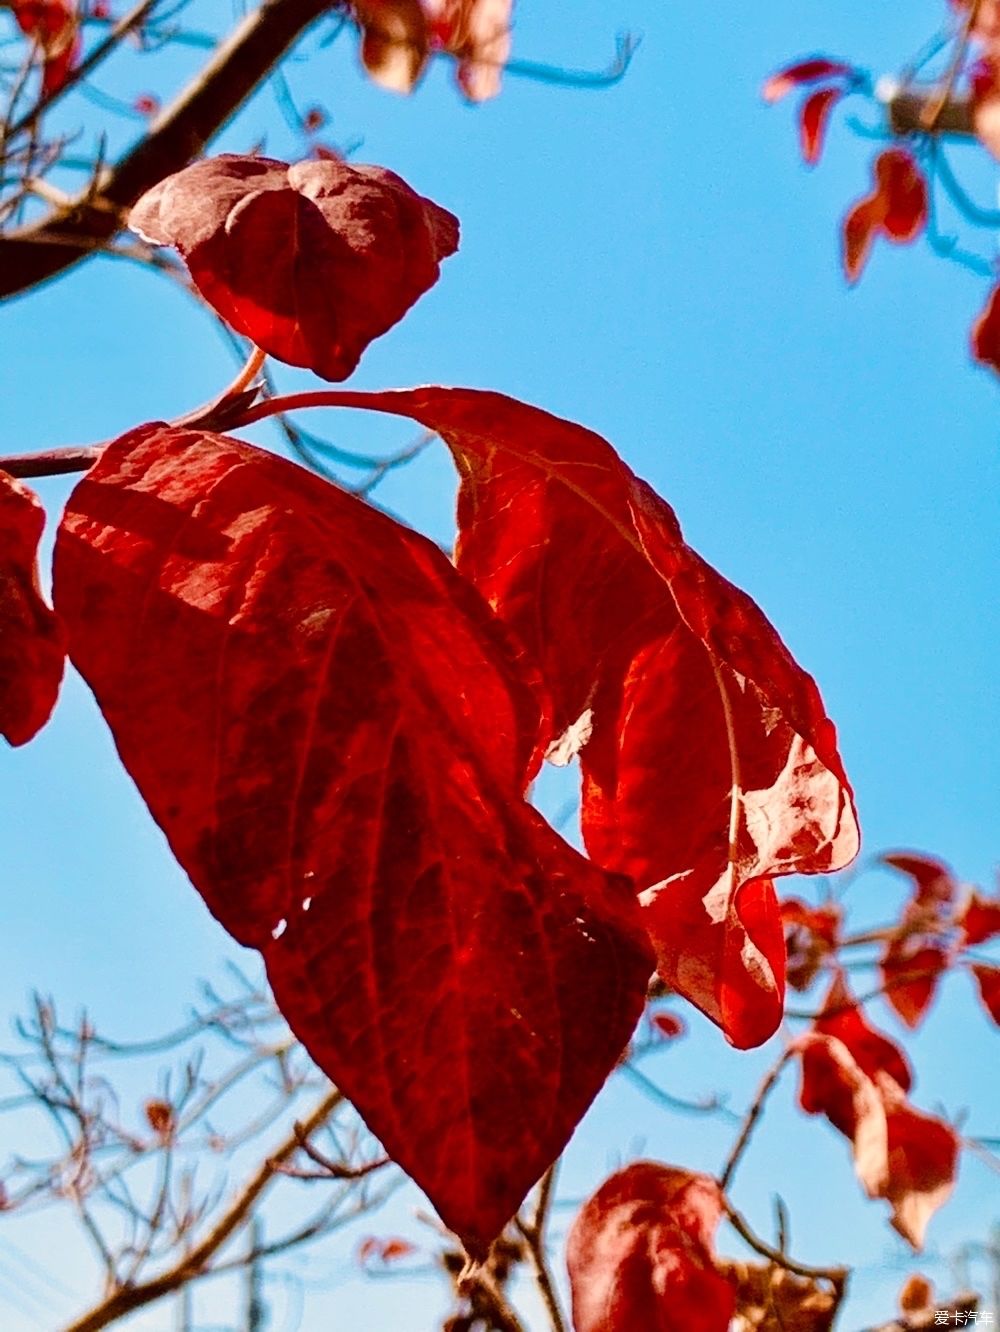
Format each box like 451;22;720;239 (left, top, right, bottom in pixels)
799;87;843;165
842;150;928;283
128;155;459;382
971;964;1000;1025
0;470;65;746
882;851;957;911
294;388;860;1050
53;422;653;1257
13;0;79;93
431;0;513;103
353;0;430;94
780;897;841;947
358;1235;415;1264
762;58;853;104
958;889;1000;946
651;1011;686;1041
971;282;1000;377
133;93;160;116
880;940;949;1030
143;1098;175;1139
566;1163;735;1332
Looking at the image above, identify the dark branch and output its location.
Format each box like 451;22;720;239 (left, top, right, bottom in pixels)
0;0;333;301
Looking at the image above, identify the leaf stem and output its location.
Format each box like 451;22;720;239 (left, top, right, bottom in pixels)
719;1045;797;1192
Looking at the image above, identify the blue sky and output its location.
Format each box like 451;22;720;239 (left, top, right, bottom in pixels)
1;1;998;1328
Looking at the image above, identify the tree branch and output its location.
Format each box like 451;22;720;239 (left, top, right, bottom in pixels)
62;1085;342;1332
0;0;333;301
888;90;974;137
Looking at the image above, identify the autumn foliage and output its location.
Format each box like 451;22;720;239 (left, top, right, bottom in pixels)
766;0;1000;377
1;5;999;1327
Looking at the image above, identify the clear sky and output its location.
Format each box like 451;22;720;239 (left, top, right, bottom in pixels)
1;1;998;1329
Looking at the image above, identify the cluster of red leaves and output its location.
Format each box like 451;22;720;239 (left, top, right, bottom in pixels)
352;0;513;101
762;57;859;165
1;153;863;1254
8;0;79;94
36;151;1000;1274
766;16;1000;379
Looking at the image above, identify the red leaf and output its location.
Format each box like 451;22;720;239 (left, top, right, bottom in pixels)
813;974;912;1092
566;1163;735;1332
799;87;843;166
353;0;430;94
762;58;853;104
878;1077;959;1250
358;1235;415;1264
651;1011;686;1040
879;940;949;1030
133;93;160;116
128;155;459;382
52;422;653;1257
797;1033;889;1194
428;0;513;102
296;388;860;1050
842;149;928;283
971;282;1000;377
971;964;1000;1025
0;470;65;746
796;979;958;1249
13;0;79;93
882;851;957;912
958;889;1000;946
780;897;841;947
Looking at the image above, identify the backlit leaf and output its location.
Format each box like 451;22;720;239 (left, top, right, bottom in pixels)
566;1162;735;1332
353;0;430;93
799;87;843;166
0;470;65;746
959;889;1000;946
128;155;458;382
879;940;949;1030
52;422;653;1256
762;58;853;104
300;388;860;1049
842;149;928;284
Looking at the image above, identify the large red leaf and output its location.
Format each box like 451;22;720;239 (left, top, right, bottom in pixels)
566;1162;735;1332
303;388;860;1049
52;423;653;1256
128;156;459;382
0;470;64;745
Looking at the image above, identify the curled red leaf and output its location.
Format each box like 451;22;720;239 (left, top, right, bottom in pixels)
878;1077;960;1251
566;1163;735;1332
353;0;430;94
128;155;459;382
298;388;860;1050
0;470;65;746
799;87;844;166
762;57;853;104
812;973;912;1092
842;149;928;283
52;422;653;1257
